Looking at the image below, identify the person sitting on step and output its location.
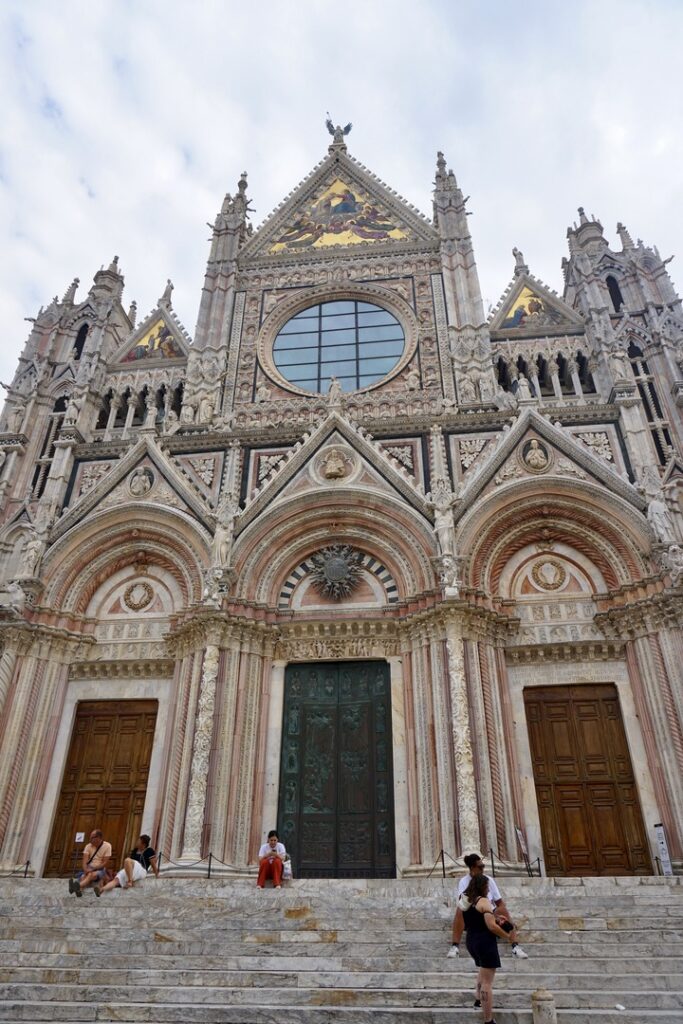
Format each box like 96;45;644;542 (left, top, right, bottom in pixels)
68;829;112;897
257;830;286;889
94;834;159;896
447;852;528;959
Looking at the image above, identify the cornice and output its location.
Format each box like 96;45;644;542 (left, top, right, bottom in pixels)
506;641;625;664
69;658;175;679
594;588;683;639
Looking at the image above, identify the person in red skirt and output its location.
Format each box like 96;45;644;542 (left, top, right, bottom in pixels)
257;830;286;888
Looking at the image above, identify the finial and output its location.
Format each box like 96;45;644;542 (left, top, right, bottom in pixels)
128;300;137;325
108;255;120;273
325;112;352;148
238;171;248;194
616;222;634;250
159;279;173;307
512;247;528;275
578;207;589;225
436;151;447;176
62;277;79;303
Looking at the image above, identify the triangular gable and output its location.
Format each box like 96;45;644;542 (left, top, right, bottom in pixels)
240;148;438;261
662;457;683;488
489;273;584;337
110;307;190;367
237;411;430;534
50;436;214;542
454;407;645;520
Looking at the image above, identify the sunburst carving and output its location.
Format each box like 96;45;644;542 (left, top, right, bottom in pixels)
309;545;363;601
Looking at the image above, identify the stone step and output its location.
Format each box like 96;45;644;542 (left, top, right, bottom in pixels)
2;966;682;992
1;981;682;1011
0;1001;678;1023
0;950;678;976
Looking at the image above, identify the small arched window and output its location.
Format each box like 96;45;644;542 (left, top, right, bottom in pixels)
73;323;89;360
606;276;624;313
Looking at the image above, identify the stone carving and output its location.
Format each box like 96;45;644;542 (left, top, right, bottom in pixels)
277;636;400;660
459;438;488;471
433;552;463;596
606;340;631;381
575;431;613;462
494;460;523;485
531;559;567;591
0;580;26;611
197;393;216;424
428;478;458;555
183;643;220;856
516;376;533;402
159;278;174;307
6;402;26;433
446;633;480;854
19;528;46;577
327;377;344;411
523;439;550;472
180;400;195;424
257;453;286;482
255;382;271;403
405;368;420;390
63;392;83;426
383;444;414;472
310;545;363;600
661;544;683;586
190;456;215;487
123;581;154;611
457;374;477;405
79;462;111;496
211;500;238;568
129;467;154;496
641;467;676;544
320;448;349;480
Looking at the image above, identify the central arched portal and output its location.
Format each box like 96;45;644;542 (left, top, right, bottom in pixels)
277;661;396;878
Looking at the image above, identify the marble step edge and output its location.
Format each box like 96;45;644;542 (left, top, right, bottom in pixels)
0;984;680;1011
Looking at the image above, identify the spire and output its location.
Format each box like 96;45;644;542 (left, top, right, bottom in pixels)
578;206;589;225
616;222;635;251
89;254;124;302
62;277;79;304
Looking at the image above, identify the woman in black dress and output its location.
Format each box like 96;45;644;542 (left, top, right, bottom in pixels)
460;873;515;1024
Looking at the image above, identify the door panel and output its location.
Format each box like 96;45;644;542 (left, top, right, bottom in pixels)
524;684;651;876
45;700;158;877
278;661;395;878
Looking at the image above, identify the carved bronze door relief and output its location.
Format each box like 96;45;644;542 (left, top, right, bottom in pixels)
278;661;395;878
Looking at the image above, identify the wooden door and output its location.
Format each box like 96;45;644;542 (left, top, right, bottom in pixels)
524;684;651;875
45;700;158;877
278;661;395;878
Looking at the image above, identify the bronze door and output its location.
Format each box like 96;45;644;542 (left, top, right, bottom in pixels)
45;700;158;877
278;661;395;878
524;684;651;875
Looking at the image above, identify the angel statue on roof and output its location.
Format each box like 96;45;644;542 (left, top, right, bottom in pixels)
326;114;352;146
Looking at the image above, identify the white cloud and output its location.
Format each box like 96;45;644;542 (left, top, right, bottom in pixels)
0;0;681;388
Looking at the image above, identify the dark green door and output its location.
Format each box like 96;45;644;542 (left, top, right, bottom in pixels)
278;661;395;878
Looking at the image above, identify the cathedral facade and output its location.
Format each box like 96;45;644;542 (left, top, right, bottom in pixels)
0;129;681;879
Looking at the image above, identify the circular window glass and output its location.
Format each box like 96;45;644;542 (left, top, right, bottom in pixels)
272;300;405;394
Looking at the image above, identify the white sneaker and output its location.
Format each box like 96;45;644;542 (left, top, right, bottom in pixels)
512;944;528;959
447;945;459;958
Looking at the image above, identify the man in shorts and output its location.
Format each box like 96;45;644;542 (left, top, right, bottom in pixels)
94;834;159;896
447;852;528;959
68;829;112;896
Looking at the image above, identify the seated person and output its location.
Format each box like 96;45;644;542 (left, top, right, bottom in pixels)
69;829;112;896
257;830;286;889
94;834;159;896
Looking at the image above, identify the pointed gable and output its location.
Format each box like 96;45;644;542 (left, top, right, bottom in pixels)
240;148;438;262
110;307;190;367
489;273;584;337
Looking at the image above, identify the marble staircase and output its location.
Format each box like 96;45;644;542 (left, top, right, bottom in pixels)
0;876;681;1023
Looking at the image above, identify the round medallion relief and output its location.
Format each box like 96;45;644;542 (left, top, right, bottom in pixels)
521;438;551;473
123;581;154;611
531;559;567;591
129;467;155;497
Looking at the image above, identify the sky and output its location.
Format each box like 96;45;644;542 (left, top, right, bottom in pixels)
1;0;682;389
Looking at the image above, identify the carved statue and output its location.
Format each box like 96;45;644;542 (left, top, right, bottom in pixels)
607;343;631;381
524;439;549;471
159;279;174;307
457;375;476;404
477;373;495;403
180;400;196;424
163;408;179;433
321;448;348;480
63;392;83;426
129;467;154;497
516;376;532;401
19;529;45;576
211;501;237;567
512;246;527;272
198;393;215;424
405;368;420;391
429;478;458;555
327;377;343;409
494;386;518;411
647;494;676;545
255;382;271;403
6;402;26;433
325;114;352;145
661;544;683;586
435;552;462;594
0;580;26;611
